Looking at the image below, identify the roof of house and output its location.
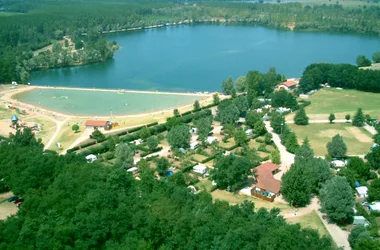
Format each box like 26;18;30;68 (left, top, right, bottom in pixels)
356;186;368;195
369;203;380;211
254;162;281;193
85;120;108;127
280;80;298;88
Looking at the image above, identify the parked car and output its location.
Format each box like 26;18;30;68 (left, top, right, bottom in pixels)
7;196;19;203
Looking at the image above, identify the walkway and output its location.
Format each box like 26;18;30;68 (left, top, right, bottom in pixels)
265;121;351;249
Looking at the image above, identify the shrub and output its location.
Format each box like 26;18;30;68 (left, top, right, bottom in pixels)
146;122;158;127
255;138;264;143
127;126;143;133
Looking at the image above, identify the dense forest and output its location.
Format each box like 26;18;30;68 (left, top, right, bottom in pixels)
299;63;380;93
0;0;380;83
0;128;335;249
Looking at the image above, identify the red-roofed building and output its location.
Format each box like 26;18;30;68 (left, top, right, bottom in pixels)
85;120;110;130
251;162;281;202
278;79;298;91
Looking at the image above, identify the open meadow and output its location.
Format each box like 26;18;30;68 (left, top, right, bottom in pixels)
289;123;373;156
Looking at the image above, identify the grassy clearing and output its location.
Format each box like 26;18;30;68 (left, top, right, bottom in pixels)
24;117;56;145
304;88;380;117
289;123;373;156
219;138;236;149
211;190;291;211
286;210;330;236
191;154;208;162
195;180;214;192
48;118;86;151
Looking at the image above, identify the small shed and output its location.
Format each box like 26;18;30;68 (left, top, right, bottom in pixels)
353;216;370;227
355;186;368;198
85;154;97;163
193;164;207;174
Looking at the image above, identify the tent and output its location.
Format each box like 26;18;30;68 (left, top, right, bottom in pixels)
11;114;19;122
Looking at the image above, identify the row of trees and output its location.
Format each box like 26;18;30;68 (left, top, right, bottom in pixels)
356;51;380;67
299;62;380;93
0;128;337;249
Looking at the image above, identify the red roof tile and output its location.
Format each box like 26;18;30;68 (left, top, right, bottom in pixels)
85;120;108;127
254;162;281;193
280;80;297;88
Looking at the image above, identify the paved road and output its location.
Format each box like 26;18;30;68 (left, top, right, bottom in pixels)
265;121;351;249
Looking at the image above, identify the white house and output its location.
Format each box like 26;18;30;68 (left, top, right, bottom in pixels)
356;186;368;198
277;79;298;91
331;160;346;168
193;164;208;174
190;141;199;150
85;154;97;163
245;129;253;136
206;136;218;144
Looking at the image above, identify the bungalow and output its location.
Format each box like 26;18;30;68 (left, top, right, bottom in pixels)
251;162;281;202
355;186;368;198
85;120;110;130
277;79;298;91
193;164;208;174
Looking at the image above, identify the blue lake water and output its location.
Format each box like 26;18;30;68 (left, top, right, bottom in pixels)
31;24;380;92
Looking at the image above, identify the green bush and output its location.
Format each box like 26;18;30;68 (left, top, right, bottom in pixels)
103;151;114;160
127;126;143;133
147;122;158;127
182;111;192;116
80;141;97;148
201;155;215;164
140;147;163;157
121;133;139;142
261;156;270;161
117;131;128;136
181;114;194;123
152;124;167;134
255;138;264;143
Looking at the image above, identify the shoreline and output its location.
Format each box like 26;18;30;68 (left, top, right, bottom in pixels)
2;85;216;119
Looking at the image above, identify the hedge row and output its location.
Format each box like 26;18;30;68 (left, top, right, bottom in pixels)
222;143;240;151
146;122;159;127
183;163;198;173
127;126;144;133
261;156;270;162
137;144;149;152
140;147;163;157
81;141;97;148
201;155;215;164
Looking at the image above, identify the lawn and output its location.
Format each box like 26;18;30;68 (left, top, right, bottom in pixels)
303;88;380;118
24;117;56;145
48;118;86;151
191;154;208;163
211;190;291;211
286;210;330;237
218;138;236;149
195;180;214;192
289;123;373;156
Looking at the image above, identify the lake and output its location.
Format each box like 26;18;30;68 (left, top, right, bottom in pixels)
31;24;380;92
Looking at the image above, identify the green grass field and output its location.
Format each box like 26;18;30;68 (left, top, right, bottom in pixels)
289;123;373;156
306;88;380;118
286;210;330;237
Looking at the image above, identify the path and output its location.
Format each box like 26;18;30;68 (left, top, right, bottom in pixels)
44;117;69;150
286;119;349;124
61;128;93;154
265;121;351;249
364;123;377;135
264;121;294;180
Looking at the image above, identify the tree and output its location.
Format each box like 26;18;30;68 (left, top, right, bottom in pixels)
270;149;281;164
270;112;285;134
345;114;351;122
294;107;309;125
271;90;298;109
373;51;380;63
217;102;240;125
235;76;247;92
234;129;247;146
167;125;191;149
285;132;299;153
90;129;106;142
233;95;249;116
211;155;252;191
9;127;43;148
155;158;169;176
193;100;201;111
246;110;262;128
106;135;120;152
328;113;335;124
147;136;158;151
327;134;347;158
213;93;220;105
356;55;371;67
281;163;312;207
368;178;380;202
254;120;267;136
230;88;237;98
71;124;79;133
352;108;365;127
166;116;181;130
347;157;370;180
115;143;134;169
139;126;151;140
264;133;273;144
366;146;380;169
374;133;380;144
221;76;234;95
320;176;355;224
349;225;371;248
196;117;212;142
173;109;180;117
355;237;380;250
309;158;333;193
